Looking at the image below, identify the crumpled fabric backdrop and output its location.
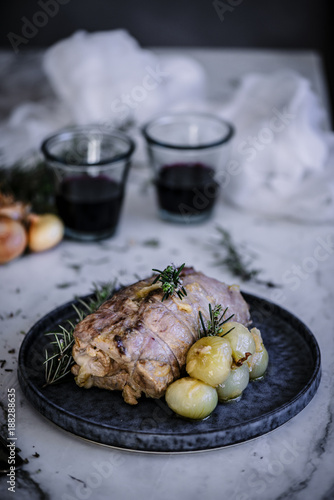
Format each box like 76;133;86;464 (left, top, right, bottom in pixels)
218;70;334;222
0;29;333;222
0;30;206;165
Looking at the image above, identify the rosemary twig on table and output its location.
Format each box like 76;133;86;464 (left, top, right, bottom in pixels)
212;226;279;288
199;304;234;338
43;281;116;386
152;263;187;302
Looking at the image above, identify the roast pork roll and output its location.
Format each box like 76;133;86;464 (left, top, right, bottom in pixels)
71;268;251;405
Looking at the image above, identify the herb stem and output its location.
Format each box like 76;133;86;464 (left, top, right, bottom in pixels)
198;303;234;338
212;226;280;288
43;281;116;386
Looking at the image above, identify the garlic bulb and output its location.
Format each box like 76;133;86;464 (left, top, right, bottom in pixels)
0;192;30;220
0;216;27;264
28;214;64;252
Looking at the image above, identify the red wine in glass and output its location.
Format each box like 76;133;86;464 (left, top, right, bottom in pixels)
56;175;123;238
156;163;219;221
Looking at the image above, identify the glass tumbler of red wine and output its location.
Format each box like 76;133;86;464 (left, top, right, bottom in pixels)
142;112;234;223
41;125;135;240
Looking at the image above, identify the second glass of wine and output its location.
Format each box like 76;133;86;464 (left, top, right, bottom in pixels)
142;112;234;223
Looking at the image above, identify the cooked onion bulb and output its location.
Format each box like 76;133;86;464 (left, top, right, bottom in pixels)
219;322;256;365
0;216;27;264
28;214;64;252
217;363;249;402
186;336;232;387
247;328;269;379
165;377;218;420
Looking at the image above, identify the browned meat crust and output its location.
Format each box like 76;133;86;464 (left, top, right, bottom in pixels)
71;268;251;404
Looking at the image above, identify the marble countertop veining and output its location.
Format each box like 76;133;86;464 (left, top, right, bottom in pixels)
0;48;334;500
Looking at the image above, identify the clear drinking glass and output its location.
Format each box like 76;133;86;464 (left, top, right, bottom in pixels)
142;112;234;223
41;125;135;240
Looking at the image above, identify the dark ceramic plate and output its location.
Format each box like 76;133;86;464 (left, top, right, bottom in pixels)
18;292;321;453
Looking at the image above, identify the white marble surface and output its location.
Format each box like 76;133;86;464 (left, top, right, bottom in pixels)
0;48;334;500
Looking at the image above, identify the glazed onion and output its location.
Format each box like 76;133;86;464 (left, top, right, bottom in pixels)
165;377;218;420
247;328;269;379
28;214;64;252
219;322;256;365
217;363;249;402
186;336;232;387
0;216;27;264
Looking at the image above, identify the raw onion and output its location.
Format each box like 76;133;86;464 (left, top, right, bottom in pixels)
28;214;64;252
0;216;27;264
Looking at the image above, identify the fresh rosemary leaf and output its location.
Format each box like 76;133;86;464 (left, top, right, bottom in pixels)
199;304;234;338
152;263;187;301
212;226;279;288
43;281;116;386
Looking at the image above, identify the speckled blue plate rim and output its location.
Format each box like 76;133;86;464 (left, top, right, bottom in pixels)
18;292;322;453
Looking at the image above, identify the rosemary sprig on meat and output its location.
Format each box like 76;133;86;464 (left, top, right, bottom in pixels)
43;281;116;386
152;263;187;301
199;304;234;338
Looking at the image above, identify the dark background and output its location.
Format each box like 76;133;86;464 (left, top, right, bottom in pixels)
1;0;333;122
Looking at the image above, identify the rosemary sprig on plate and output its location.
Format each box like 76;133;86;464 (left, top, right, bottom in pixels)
199;304;234;338
43;281;116;386
152;263;187;301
